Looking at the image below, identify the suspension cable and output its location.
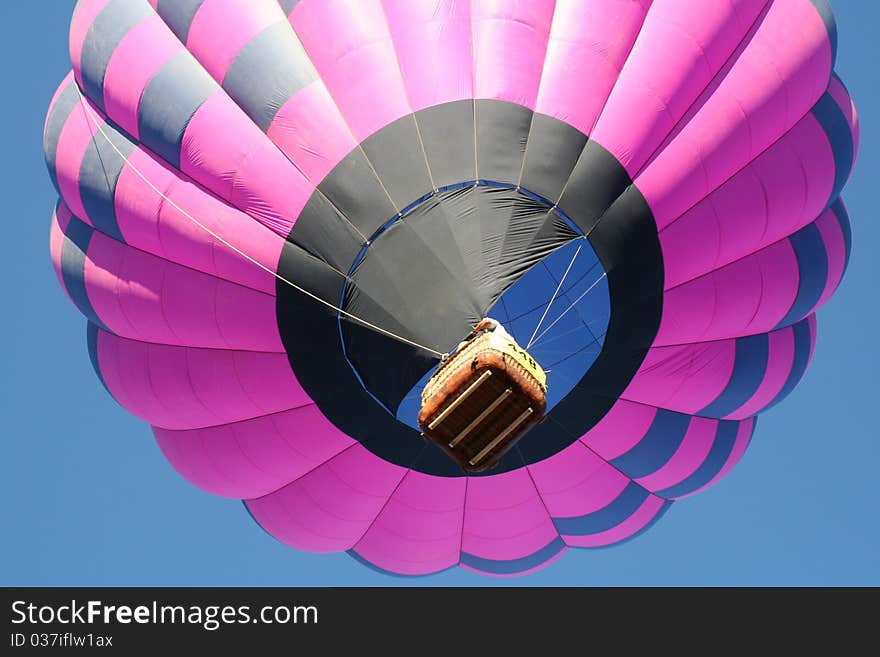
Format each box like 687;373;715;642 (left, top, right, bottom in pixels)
530;272;609;348
73;86;445;359
527;241;582;349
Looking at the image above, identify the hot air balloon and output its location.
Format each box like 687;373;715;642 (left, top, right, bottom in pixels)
45;0;858;577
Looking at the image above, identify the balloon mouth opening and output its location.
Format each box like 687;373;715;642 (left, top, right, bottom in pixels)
331;180;611;430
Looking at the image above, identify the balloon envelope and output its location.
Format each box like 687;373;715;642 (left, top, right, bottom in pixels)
45;0;857;577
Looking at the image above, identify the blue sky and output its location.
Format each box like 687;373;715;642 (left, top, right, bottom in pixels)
2;2;877;587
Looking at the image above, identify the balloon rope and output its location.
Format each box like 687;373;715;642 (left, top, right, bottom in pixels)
73;87;445;359
527;242;582;349
530;271;609;348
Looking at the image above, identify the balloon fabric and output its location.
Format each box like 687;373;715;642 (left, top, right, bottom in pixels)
45;0;858;577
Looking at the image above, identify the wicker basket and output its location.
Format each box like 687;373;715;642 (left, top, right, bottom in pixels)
418;320;547;472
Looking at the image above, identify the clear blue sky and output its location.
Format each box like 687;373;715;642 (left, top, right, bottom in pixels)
2;2;877;587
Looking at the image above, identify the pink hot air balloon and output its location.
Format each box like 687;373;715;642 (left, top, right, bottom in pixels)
45;0;857;577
